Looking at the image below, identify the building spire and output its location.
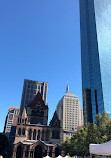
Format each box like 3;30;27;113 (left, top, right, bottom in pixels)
66;83;69;93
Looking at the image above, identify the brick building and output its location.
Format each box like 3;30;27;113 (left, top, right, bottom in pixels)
12;92;61;158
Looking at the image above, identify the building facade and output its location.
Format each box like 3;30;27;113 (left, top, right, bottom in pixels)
80;0;111;123
13;92;61;158
20;79;48;115
80;109;84;126
4;106;20;136
56;84;83;142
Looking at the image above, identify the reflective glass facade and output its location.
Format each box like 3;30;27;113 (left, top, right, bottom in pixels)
80;0;111;123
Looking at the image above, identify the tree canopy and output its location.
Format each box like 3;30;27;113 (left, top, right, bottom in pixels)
62;112;111;156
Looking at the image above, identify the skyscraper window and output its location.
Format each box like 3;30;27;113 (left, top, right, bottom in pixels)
80;0;111;123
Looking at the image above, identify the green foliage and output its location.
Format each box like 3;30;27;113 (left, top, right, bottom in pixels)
62;137;72;155
62;112;111;156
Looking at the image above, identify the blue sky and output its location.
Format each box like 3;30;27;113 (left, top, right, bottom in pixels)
0;0;82;132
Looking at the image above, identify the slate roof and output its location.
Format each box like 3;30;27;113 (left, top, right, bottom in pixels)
29;91;48;109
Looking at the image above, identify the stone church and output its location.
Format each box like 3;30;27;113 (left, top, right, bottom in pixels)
12;92;62;158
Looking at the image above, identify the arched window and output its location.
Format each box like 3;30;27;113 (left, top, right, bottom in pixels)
34;145;42;158
29;129;32;140
25;118;27;124
46;130;49;141
18;118;19;123
55;147;61;157
18;128;21;135
52;130;55;138
37;130;40;140
22;119;24;124
41;130;44;141
22;128;25;135
56;130;60;139
33;129;36;140
16;145;23;158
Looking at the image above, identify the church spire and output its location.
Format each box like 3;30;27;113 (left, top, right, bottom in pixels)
66;83;69;93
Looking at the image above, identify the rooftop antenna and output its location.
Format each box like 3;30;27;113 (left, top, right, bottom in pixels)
66;81;69;93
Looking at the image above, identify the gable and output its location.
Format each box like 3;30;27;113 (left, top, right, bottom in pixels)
49;111;60;128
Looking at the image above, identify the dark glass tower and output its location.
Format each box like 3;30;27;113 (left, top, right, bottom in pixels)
20;79;48;115
80;0;111;123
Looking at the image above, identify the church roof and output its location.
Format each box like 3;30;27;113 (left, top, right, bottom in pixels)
49;111;60;127
30;91;48;109
22;108;27;118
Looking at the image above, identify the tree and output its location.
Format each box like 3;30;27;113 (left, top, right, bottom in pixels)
62;112;111;157
0;133;13;157
62;137;72;156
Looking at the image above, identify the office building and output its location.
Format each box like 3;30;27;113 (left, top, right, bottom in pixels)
80;0;111;123
20;79;48;114
80;109;84;126
4;106;20;135
56;84;83;142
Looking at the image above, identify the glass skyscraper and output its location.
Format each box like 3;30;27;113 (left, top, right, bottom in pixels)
80;0;111;123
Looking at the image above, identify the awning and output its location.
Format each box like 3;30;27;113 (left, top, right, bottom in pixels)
89;141;111;155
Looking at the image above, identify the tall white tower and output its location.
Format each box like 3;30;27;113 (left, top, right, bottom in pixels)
56;85;83;142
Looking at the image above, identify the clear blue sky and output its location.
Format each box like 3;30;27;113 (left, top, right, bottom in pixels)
0;0;82;132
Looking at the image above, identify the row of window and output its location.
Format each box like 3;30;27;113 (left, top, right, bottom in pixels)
24;83;41;89
18;128;25;135
18;118;27;124
28;129;49;141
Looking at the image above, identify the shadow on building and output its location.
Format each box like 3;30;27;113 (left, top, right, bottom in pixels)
11;92;63;158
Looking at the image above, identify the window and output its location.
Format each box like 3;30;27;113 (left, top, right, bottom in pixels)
34;90;36;94
37;130;40;140
41;130;44;141
31;85;34;89
22;119;24;124
38;85;40;91
29;129;32;140
22;128;25;135
30;95;33;99
25;118;27;124
9;114;13;120
26;95;29;99
33;129;36;140
10;110;14;113
28;84;30;88
18;128;21;135
27;89;30;93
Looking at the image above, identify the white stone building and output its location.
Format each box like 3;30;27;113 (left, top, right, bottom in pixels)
80;109;84;126
56;84;83;142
